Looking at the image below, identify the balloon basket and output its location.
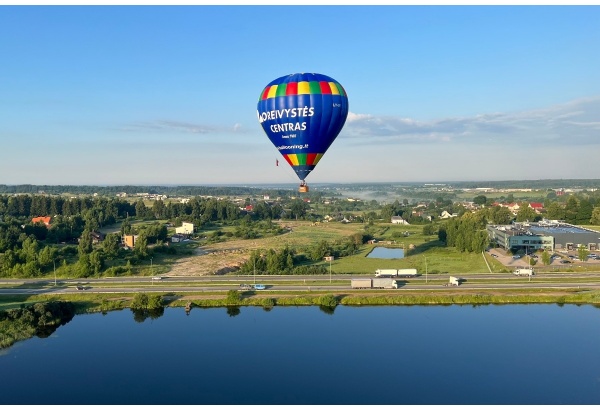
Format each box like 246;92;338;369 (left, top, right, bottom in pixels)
298;185;309;193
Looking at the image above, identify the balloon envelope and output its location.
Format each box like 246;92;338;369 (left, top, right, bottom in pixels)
257;73;349;181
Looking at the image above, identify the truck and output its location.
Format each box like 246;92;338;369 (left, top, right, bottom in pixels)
375;269;398;277
514;268;534;277
372;278;398;289
351;278;400;289
445;276;461;287
351;278;373;289
397;268;418;278
375;268;419;278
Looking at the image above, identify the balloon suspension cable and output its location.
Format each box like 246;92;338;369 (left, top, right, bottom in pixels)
278;157;301;184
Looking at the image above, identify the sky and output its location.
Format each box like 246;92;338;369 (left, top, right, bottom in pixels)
1;5;599;186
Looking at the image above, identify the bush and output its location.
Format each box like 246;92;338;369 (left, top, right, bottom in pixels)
261;298;275;308
226;289;241;305
318;294;338;308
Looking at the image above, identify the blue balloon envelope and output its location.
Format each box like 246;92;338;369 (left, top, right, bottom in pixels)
257;73;349;185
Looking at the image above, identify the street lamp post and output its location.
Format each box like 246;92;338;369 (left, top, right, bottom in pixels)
425;256;428;284
54;260;57;286
329;257;332;284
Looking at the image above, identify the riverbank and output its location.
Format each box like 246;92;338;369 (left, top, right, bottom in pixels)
3;287;600;314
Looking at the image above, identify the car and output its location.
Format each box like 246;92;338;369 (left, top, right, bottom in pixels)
253;284;266;290
152;276;162;280
512;255;521;259
560;260;572;264
76;286;86;290
491;254;498;258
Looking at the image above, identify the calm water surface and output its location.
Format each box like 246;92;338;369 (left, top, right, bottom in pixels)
367;247;405;258
2;304;600;405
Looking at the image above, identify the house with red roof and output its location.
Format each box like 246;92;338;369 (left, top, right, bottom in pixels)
529;202;544;213
31;216;51;227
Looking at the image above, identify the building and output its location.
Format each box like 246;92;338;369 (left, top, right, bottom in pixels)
90;231;105;244
122;234;139;249
391;216;409;225
31;216;52;227
488;221;600;252
176;222;194;235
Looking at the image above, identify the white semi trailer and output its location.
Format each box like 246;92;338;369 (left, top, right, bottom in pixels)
375;268;419;278
351;278;400;289
397;268;418;278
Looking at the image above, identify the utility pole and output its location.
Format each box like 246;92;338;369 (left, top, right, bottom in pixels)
425;256;428;284
54;259;57;286
329;257;332;284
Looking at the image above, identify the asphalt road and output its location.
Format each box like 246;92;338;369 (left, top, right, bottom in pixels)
2;272;600;295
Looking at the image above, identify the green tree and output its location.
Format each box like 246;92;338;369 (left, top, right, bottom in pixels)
130;293;149;310
89;250;104;277
545;202;565;220
564;196;579;224
78;229;93;257
226;289;241;305
135;199;148;219
318;294;338;308
134;233;149;258
289;199;308;220
541;249;551;266
102;233;120;259
489;206;513;225
516;203;537;222
147;294;163;310
578;245;590;262
473;195;487;206
591;206;600;225
576;199;593;225
152;200;166;219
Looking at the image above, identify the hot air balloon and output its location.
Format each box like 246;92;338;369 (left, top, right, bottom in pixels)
257;73;349;192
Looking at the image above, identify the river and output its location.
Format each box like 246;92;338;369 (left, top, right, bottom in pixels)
1;304;600;405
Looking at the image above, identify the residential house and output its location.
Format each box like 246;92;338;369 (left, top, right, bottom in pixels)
176;222;194;235
529;202;544;213
122;234;139;249
90;231;105;244
31;216;52;227
391;216;409;225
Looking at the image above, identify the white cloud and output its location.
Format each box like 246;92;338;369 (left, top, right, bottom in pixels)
342;96;600;146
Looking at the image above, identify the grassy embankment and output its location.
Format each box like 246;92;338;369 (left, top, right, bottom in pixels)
3;285;600;315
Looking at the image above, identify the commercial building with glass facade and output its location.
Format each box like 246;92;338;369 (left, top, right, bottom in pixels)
487;221;600;252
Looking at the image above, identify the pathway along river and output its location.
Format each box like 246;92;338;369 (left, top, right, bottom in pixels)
2;304;600;405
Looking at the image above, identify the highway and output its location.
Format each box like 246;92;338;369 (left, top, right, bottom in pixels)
2;272;600;295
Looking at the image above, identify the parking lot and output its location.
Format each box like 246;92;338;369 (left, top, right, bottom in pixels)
487;248;600;269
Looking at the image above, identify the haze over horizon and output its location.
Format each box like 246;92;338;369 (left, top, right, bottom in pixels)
1;6;599;186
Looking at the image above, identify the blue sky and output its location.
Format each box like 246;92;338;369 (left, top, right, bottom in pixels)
1;5;599;186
